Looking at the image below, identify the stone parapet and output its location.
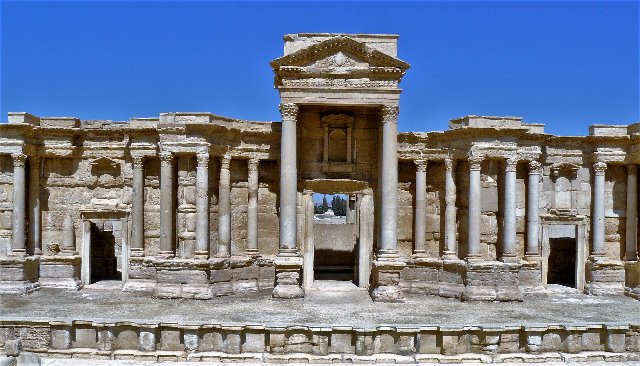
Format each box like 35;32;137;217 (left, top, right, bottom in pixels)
38;256;82;290
586;258;625;296
0;257;40;295
1;319;639;362
122;256;274;300
399;259;522;302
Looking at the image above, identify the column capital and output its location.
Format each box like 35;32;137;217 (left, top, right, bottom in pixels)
444;157;456;171
627;164;637;175
159;152;173;165
11;153;27;167
132;155;145;170
505;157;518;172
468;155;483;171
196;153;209;168
220;154;231;170
528;160;542;174
415;159;427;172
380;104;399;124
248;156;260;172
279;103;299;120
594;161;607;175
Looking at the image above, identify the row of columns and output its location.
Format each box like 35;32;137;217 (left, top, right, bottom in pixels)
413;156;542;261
130;152;260;258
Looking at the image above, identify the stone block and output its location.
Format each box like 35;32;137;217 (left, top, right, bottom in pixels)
139;330;156;352
157;269;208;284
73;327;97;348
17;352;41;365
417;332;439;354
232;265;259;281
5;339;21;356
232;279;258;293
210;268;232;283
581;332;604;351
243;331;265;353
113;328;138;350
182;284;213;299
210;282;233;296
51;327;71;349
153;284;182;299
541;332;562;352
330;332;354;354
160;329;183;351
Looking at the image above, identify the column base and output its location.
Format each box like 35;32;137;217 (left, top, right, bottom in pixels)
130;248;145;258
244;248;260;257
39;255;82;290
465;253;483;263
463;261;522;302
370;259;405;303
272;256;304;300
156;251;175;259
442;251;458;261
586;258;625;296
501;254;520;264
0;257;40;295
193;251;209;260
519;258;546;294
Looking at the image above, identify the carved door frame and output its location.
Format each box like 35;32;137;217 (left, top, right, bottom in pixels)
80;209;129;285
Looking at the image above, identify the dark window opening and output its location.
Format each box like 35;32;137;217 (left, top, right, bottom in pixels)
548;237;576;288
90;222;121;283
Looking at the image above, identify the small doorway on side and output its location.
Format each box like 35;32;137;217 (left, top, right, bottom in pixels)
313;193;357;283
547;237;576;288
89;222;121;283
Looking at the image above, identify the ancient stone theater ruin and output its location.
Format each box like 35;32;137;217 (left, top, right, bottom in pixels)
1;33;639;304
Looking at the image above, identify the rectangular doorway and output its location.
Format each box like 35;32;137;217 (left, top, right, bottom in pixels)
547;237;576;288
89;222;121;283
313;194;357;283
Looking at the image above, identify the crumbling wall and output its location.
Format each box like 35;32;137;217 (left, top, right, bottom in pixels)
0;155;13;257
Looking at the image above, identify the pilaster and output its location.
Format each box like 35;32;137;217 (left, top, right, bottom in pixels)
11;153;27;257
467;155;483;262
246;157;260;256
218;154;231;257
195;153;210;259
443;158;458;260
413;160;427;256
130;156;145;258
158;152;174;258
502;158;518;262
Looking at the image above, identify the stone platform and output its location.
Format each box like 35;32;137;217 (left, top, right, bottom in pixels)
1;283;639;363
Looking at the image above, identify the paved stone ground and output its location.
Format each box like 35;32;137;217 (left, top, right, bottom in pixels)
1;282;639;326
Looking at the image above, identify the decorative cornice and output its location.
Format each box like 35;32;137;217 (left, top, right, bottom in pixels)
11;154;27;168
279;103;299;121
593;161;607;175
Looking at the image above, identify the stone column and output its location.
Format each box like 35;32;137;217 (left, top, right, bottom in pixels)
278;103;299;255
11;153;27;257
302;190;314;289
272;103;304;300
379;104;399;257
467;155;483;261
592;162;607;258
61;211;76;254
525;161;541;259
28;156;41;255
246;157;259;255
443;158;458;259
358;191;374;288
195;153;210;259
625;164;638;260
159;152;174;258
502;158;518;262
218;154;231;257
413;160;427;256
130;156;145;257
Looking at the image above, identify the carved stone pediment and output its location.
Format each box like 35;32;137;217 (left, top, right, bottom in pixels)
271;36;409;85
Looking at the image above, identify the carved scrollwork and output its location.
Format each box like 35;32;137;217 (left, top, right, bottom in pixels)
415;160;427;172
468;155;483;171
132;155;145;170
505;157;518;172
380;104;399;124
11;154;26;168
528;160;542;174
196;153;209;168
248;156;260;172
220;154;231;170
159;152;173;167
279;103;299;121
593;161;607;175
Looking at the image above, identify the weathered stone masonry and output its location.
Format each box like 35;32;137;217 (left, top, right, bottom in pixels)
0;33;639;302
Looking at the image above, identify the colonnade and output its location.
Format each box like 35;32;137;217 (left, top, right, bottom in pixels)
130;152;261;258
412;156;543;261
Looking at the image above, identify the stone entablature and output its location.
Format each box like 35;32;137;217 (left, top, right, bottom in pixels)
0;33;639;302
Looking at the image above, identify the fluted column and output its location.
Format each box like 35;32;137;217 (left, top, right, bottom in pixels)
525;161;541;259
443;158;458;259
11;154;27;257
592;161;607;258
218;154;231;257
413;160;427;256
625;164;638;260
278;103;299;255
28;156;41;255
130;156;145;257
467;155;483;261
379;104;399;257
195;153;210;259
159;152;174;257
246;157;260;255
502;158;518;262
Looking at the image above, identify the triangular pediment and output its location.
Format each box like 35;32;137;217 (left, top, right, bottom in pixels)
270;35;409;70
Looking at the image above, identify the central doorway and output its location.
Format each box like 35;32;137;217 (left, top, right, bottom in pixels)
312;194;357;282
89;222;121;283
547;237;576;287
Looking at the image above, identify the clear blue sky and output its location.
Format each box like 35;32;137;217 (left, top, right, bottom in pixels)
1;1;638;135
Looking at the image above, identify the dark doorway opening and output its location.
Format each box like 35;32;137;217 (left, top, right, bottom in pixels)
548;238;576;287
313;193;356;282
90;222;121;283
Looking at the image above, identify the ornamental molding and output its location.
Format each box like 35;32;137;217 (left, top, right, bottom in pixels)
593;161;607;175
279;103;299;120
